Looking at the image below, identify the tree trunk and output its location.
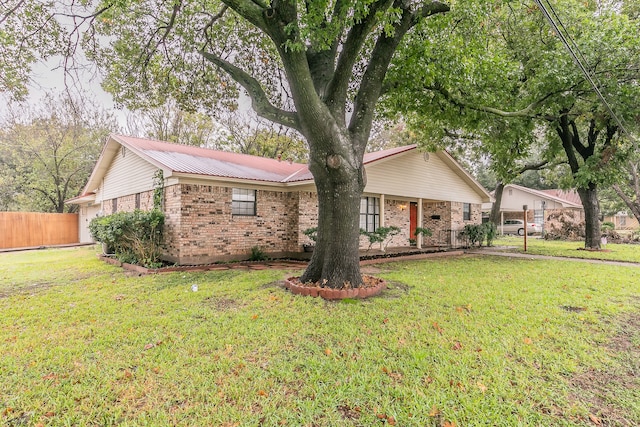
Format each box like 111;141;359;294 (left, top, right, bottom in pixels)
489;181;504;225
300;146;366;288
577;184;601;249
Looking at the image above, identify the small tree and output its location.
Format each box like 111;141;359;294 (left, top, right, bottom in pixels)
361;226;401;252
484;222;497;247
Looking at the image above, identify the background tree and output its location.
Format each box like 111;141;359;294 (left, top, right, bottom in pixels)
217;112;308;162
126;100;222;148
384;0;640;249
0;94;117;212
0;1;65;100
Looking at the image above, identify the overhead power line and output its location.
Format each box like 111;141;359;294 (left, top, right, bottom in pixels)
533;0;634;141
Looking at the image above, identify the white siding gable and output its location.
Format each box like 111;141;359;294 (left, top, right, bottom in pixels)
501;187;569;211
98;147;158;201
364;150;485;203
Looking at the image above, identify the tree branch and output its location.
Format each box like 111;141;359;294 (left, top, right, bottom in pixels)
517;160;549;174
305;0;348;103
631;161;640;199
557;112;580;175
612;183;640;221
0;0;25;25
413;0;451;23
200;51;300;130
203;5;229;48
220;0;267;32
325;0;394;117
349;1;449;152
426;82;558;121
572;118;591;160
140;0;182;67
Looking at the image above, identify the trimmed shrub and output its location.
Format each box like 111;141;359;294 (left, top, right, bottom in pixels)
89;209;165;267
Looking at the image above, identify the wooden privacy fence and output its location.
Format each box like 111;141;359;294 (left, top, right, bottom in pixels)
0;212;79;250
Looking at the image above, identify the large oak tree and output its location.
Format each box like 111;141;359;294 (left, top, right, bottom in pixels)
3;0;451;287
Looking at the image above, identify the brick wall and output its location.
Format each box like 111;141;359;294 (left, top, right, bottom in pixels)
383;199;411;248
297;191;318;247
420;201;481;247
421;201;450;246
102;190;154;215
164;184;301;264
103;184;484;263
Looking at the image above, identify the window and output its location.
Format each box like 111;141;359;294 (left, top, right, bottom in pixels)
463;203;471;221
135;193;141;210
232;188;256;216
360;197;380;232
112;198;117;213
534;209;543;225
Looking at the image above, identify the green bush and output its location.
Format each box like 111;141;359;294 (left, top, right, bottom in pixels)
249;246;268;261
601;221;615;232
89;209;165;267
484;222;498;247
414;227;432;238
461;224;487;247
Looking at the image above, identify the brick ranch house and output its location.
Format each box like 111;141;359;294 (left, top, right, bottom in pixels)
68;134;492;264
483;183;584;235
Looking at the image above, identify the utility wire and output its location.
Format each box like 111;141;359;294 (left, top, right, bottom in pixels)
542;0;591;69
533;0;635;141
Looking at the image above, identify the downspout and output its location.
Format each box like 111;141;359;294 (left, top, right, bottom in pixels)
417;198;423;248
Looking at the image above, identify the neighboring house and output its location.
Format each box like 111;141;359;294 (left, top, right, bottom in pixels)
483;184;584;235
603;212;640;231
67;134;491;264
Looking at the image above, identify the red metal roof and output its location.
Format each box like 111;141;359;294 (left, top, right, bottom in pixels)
540;189;582;205
111;134;418;184
113;134;309;183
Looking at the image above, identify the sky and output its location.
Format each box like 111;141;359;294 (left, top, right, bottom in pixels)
0;56;129;127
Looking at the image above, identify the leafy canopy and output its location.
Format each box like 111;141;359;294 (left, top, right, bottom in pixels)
383;0;640;187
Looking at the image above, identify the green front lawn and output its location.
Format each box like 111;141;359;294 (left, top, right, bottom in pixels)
1;246;639;426
494;235;640;263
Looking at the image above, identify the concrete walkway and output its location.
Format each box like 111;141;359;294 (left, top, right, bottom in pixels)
466;248;640;268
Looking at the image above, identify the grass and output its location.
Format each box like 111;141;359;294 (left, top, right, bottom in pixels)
1;245;639;426
493;235;640;263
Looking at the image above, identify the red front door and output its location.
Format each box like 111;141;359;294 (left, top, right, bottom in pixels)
410;202;418;239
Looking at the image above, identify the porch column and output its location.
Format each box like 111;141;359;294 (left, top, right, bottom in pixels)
380;194;385;227
417;198;423;247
